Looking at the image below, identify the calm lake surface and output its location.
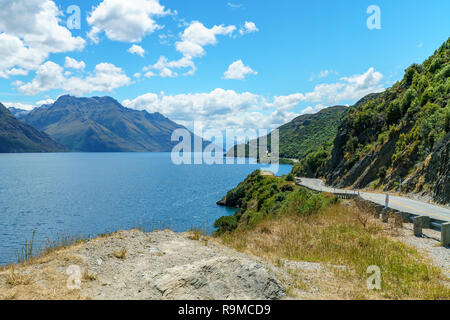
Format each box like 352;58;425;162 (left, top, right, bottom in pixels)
0;153;291;265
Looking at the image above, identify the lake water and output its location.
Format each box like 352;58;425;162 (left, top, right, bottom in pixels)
0;153;291;265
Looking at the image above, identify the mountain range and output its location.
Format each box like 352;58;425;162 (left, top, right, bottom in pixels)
20;95;199;152
0;102;66;153
7;107;30;118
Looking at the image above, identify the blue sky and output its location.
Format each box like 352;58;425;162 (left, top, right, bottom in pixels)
0;0;449;136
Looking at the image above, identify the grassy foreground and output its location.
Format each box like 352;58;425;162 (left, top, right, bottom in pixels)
215;171;450;299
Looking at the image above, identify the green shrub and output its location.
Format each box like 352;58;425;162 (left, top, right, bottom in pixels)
285;173;295;182
214;215;238;234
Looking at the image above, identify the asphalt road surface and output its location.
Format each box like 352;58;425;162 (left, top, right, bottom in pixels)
297;177;450;222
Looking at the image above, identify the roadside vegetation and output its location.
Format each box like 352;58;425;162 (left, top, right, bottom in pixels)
293;38;450;202
215;170;450;299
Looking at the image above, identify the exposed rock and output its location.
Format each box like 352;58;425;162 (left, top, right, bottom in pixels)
424;133;450;204
60;230;285;300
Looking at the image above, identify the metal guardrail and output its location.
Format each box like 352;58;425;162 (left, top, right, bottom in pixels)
295;178;450;247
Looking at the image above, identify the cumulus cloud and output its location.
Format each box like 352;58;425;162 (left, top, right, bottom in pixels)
1;67;29;78
17;61;66;95
227;3;244;9
36;98;55;106
128;44;146;57
144;21;236;77
0;0;85;77
122;88;284;140
3;98;55;111
122;68;384;139
277;67;384;106
64;57;86;70
177;21;236;58
87;0;173;43
3;102;36;111
309;69;339;81
300;104;328;115
17;61;131;96
224;60;257;80
239;21;259;35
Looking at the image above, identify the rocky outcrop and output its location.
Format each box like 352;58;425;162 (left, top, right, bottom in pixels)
79;229;285;300
0;229;286;300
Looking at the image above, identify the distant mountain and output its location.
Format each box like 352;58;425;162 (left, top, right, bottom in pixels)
226;106;347;162
21;95;202;152
0;103;67;153
7;107;30;118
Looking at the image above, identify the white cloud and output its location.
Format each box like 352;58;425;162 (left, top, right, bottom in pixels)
227;3;244;9
301;104;328;115
128;44;146;57
144;21;236;77
282;67;384;106
239;21;259;35
224;60;257;80
3;102;36;111
122;88;281;139
87;0;172;43
144;71;156;78
36;98;55;106
309;69;338;81
177;21;236;58
17;61;131;96
3;98;55;111
122;68;384;139
64;57;86;70
17;61;66;95
2;68;29;78
0;0;85;77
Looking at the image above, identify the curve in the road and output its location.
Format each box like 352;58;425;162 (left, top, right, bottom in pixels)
297;177;450;222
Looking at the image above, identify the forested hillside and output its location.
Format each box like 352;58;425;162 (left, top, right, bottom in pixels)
325;38;450;203
227;106;346;162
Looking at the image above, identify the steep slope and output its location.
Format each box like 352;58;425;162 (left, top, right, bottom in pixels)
326;38;450;204
21;95;196;152
0;103;66;153
226;106;347;161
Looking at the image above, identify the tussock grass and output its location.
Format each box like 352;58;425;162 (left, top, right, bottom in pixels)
113;248;127;260
188;228;205;241
188;228;209;246
82;269;97;282
5;267;31;287
14;231;36;264
220;202;450;300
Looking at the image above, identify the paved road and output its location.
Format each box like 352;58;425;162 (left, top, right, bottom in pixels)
297;177;450;222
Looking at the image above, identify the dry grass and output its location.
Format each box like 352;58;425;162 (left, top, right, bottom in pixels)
82;269;97;282
188;228;209;246
188;229;203;241
0;248;88;300
113;248;127;260
5;267;31;287
219;202;450;300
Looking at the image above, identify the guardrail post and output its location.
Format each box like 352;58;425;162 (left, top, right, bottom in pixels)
442;223;450;247
400;212;410;223
413;216;423;237
381;208;389;223
421;216;430;229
